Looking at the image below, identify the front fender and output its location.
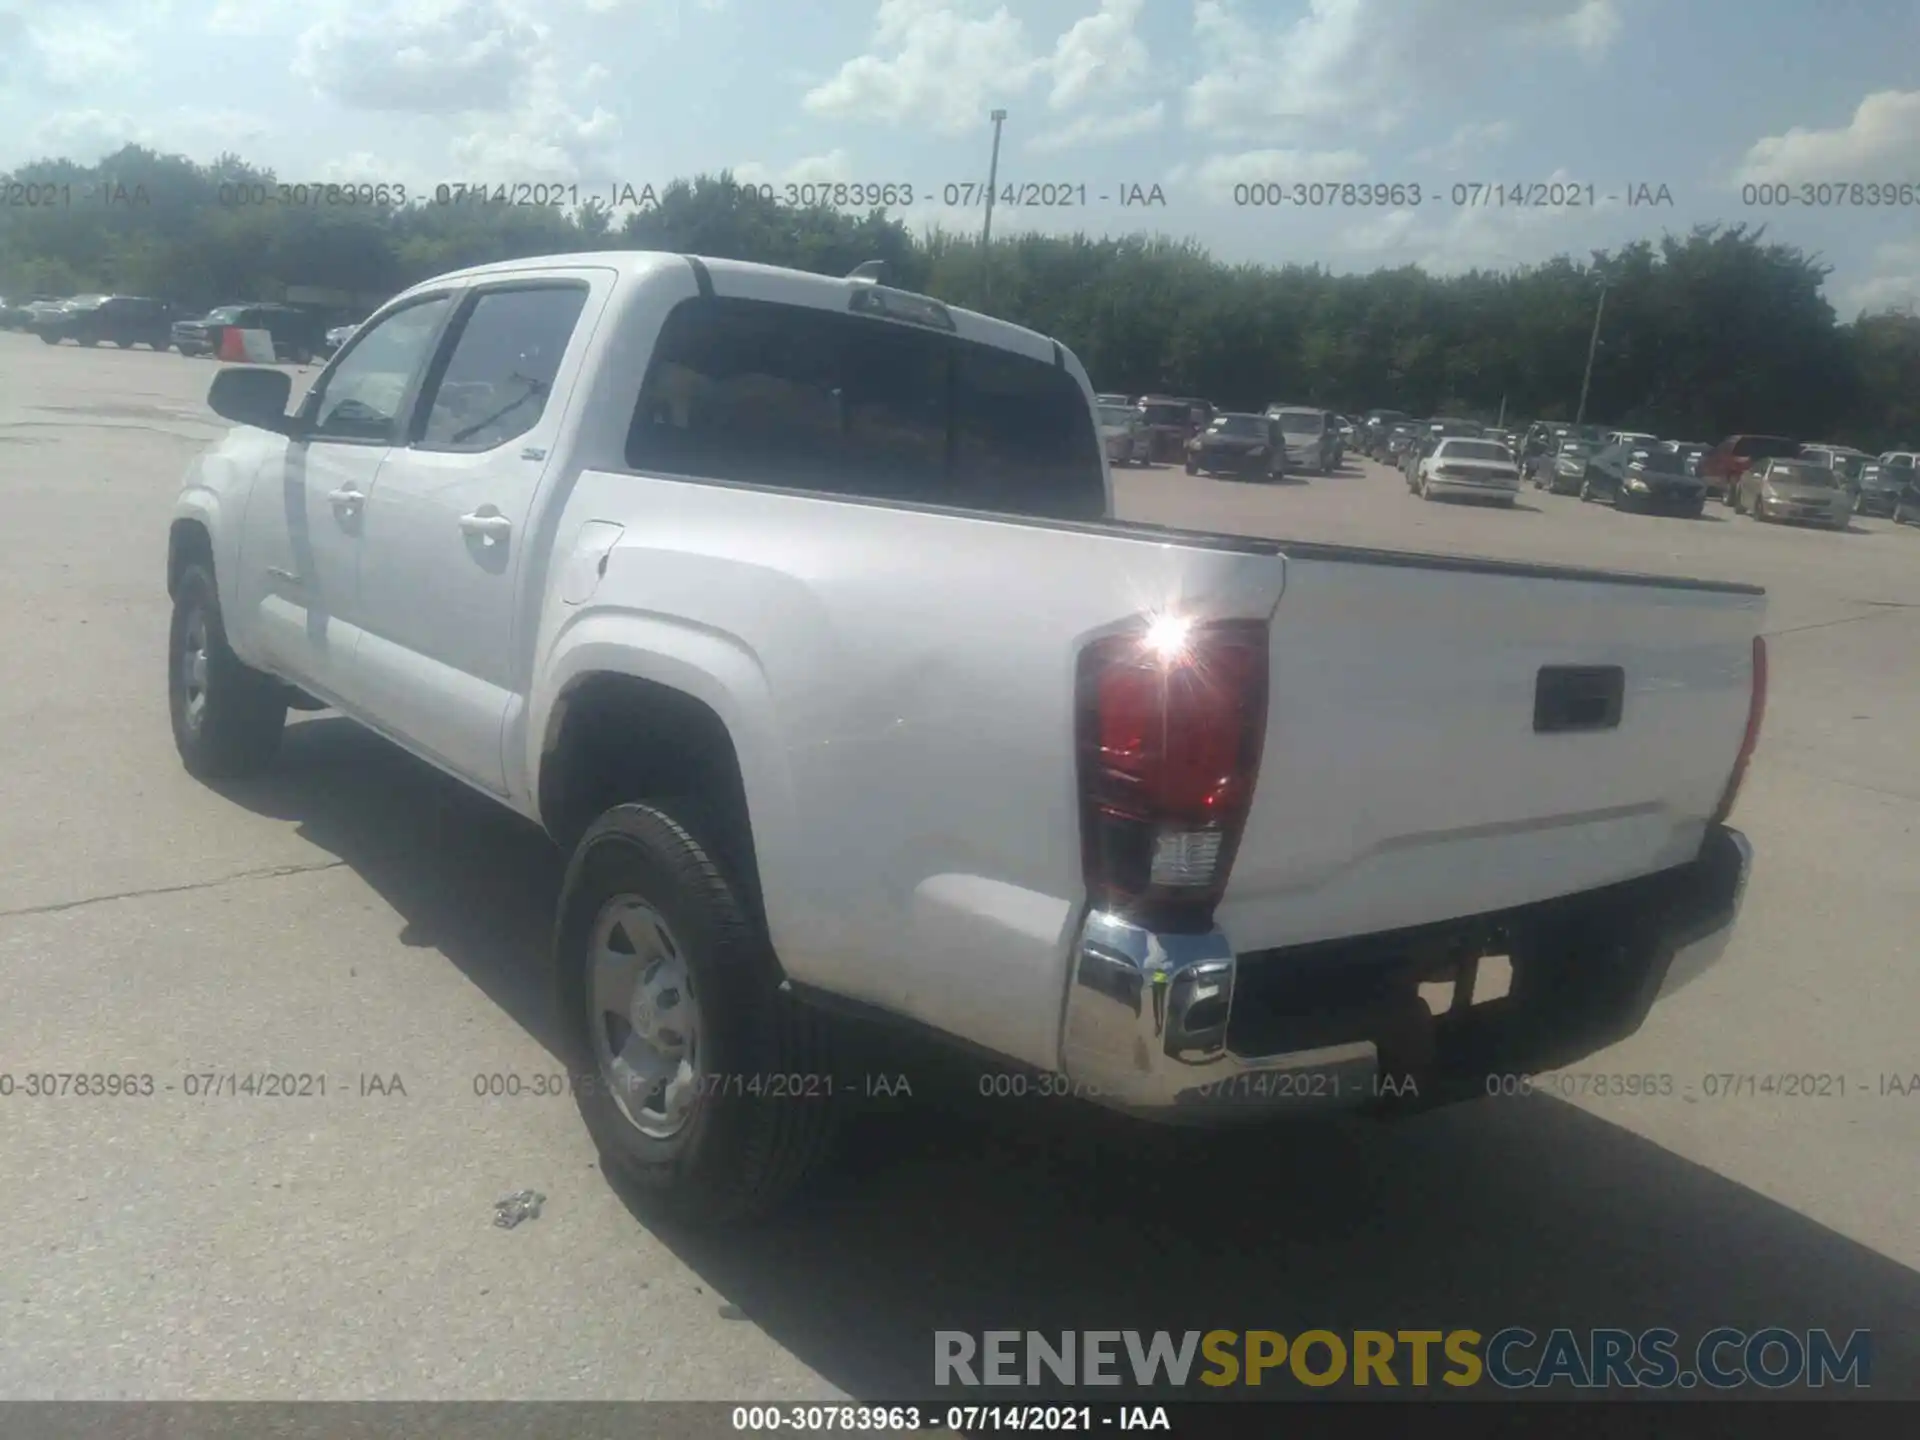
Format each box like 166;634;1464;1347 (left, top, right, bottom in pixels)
169;484;246;637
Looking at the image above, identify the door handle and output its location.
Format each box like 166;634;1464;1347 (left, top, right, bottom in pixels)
459;511;512;543
327;487;363;509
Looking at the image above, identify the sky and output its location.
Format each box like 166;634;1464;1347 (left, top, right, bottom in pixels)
3;0;1919;317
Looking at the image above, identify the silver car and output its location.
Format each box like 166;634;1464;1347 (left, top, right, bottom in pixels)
1733;457;1851;529
1097;403;1149;467
1415;436;1523;506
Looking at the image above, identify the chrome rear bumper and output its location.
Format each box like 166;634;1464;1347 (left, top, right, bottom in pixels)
1058;826;1753;1120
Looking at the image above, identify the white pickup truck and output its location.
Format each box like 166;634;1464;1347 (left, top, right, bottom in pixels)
167;251;1767;1224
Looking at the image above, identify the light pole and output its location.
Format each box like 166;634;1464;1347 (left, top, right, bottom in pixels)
1574;279;1608;426
982;108;1006;304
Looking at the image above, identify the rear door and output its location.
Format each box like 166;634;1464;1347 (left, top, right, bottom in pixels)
353;272;607;792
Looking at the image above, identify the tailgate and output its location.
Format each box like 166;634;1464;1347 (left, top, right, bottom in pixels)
1216;549;1765;952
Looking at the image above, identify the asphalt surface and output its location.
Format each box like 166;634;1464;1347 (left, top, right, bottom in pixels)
2;333;1917;1401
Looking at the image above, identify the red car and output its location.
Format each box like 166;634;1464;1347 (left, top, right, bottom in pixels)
1698;434;1800;503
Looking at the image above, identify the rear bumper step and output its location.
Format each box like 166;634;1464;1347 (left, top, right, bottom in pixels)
1059;825;1752;1122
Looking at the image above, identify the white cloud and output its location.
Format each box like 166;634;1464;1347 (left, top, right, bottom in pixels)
447;51;623;181
23;105;273;164
1338;166;1599;273
1732;90;1920;184
294;0;543;114
1185;146;1370;201
804;1;1041;135
731;149;857;185
26;17;140;86
204;0;271;34
806;0;1156;137
1411;120;1513;172
1836;237;1920;317
1185;0;1620;140
1028;102;1163;154
287;1;622;179
1554;0;1621;50
1048;0;1148;111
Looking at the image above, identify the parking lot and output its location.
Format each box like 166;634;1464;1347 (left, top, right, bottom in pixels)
3;331;1918;1400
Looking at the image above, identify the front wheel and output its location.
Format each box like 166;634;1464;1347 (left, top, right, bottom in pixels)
557;802;839;1226
38;331;58;345
1184;458;1197;475
168;563;288;778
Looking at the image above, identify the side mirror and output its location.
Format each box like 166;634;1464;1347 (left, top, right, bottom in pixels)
208;367;294;434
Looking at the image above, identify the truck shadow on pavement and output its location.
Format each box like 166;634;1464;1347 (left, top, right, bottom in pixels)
215;714;1920;1404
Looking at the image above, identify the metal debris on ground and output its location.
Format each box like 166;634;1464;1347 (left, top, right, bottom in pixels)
493;1190;547;1229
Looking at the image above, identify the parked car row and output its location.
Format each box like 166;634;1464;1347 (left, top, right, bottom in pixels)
1514;430;1920;528
0;291;365;364
1092;392;1356;475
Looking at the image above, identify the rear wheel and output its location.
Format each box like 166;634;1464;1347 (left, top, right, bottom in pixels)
557;802;839;1225
1184;457;1197;475
39;332;58;345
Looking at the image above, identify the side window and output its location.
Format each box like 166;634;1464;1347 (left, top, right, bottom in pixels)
951;341;1105;520
306;296;453;442
626;296;947;498
628;297;846;488
415;285;589;451
625;295;1103;520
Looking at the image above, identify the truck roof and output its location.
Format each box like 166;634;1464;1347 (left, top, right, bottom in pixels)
391;248;1068;371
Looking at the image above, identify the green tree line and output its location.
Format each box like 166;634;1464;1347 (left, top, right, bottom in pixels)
4;144;1916;448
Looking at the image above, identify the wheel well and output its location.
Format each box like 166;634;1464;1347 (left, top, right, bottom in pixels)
168;519;213;599
538;673;764;911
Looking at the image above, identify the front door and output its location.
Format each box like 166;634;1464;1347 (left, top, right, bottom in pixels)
354;276;602;792
235;293;456;707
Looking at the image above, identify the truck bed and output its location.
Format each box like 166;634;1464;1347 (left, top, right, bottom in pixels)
537;472;1764;1071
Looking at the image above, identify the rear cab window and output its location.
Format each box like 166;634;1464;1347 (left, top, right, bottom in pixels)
625;295;1105;521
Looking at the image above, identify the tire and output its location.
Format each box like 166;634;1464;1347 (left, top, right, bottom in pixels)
1184;458;1197;475
1578;477;1593;502
290;346;313;366
168;562;288;779
556;802;838;1226
112;338;129;348
39;331;58;345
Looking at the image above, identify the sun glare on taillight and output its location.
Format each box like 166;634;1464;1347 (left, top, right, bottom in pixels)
1712;635;1767;825
1075;617;1269;931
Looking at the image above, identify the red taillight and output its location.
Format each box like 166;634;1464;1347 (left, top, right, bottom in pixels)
1075;618;1269;930
1712;635;1767;825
